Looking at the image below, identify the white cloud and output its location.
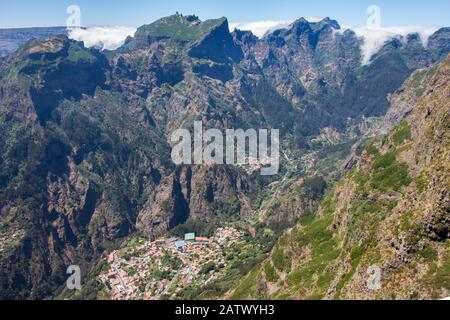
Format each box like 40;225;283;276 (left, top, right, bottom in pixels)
229;17;323;38
68;26;137;50
229;20;293;38
338;26;440;65
304;17;324;23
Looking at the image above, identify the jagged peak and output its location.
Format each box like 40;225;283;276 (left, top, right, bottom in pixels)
290;17;312;34
232;28;258;45
264;16;341;39
294;17;310;24
291;17;341;31
314;17;341;30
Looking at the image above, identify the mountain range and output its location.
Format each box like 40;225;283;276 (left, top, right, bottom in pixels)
0;14;448;299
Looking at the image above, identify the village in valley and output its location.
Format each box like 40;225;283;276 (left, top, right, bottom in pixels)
98;227;248;300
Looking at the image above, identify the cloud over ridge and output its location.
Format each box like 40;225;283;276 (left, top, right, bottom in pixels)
68;26;137;50
338;26;440;65
229;17;323;38
66;23;440;66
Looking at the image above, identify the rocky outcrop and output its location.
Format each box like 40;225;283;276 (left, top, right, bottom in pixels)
136;165;251;237
188;18;243;63
136;167;190;237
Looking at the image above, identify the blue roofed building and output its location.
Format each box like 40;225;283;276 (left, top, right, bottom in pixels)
175;240;187;249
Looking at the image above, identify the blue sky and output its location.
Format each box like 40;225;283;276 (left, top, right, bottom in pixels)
0;0;449;28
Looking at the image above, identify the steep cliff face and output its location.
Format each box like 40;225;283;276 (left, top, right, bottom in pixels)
230;55;449;300
136;165;251;237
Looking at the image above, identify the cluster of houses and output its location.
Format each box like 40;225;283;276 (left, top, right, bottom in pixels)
99;227;244;300
165;232;210;250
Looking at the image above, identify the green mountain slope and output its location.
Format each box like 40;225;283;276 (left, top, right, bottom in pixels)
229;55;450;300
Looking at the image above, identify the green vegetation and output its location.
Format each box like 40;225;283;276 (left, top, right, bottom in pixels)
366;144;380;156
370;152;411;192
1;12;448;301
286;266;315;288
334;247;364;299
294;215;333;247
298;214;315;226
272;246;291;272
67;43;97;63
230;268;260;300
170;218;218;238
193;236;267;299
433;260;450;290
227;58;449;301
372;152;396;170
56;259;109;300
409;65;439;97
352;170;369;191
282;214;341;295
210;198;241;218
138;15;226;42
125;266;137;277
350;200;383;224
392;122;412;145
321;194;335;216
125;236;146;249
161;253;183;270
264;262;279;282
317;271;336;292
410;69;427;97
424;258;450;292
415;171;429;193
418;247;438;262
371;161;410;192
352;142;412;196
302;176;327;200
200;261;217;275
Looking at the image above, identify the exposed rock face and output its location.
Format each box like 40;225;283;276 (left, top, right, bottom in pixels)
136;165;251;237
0;14;449;299
188;18;243;63
136;168;190;237
230;55;450;300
